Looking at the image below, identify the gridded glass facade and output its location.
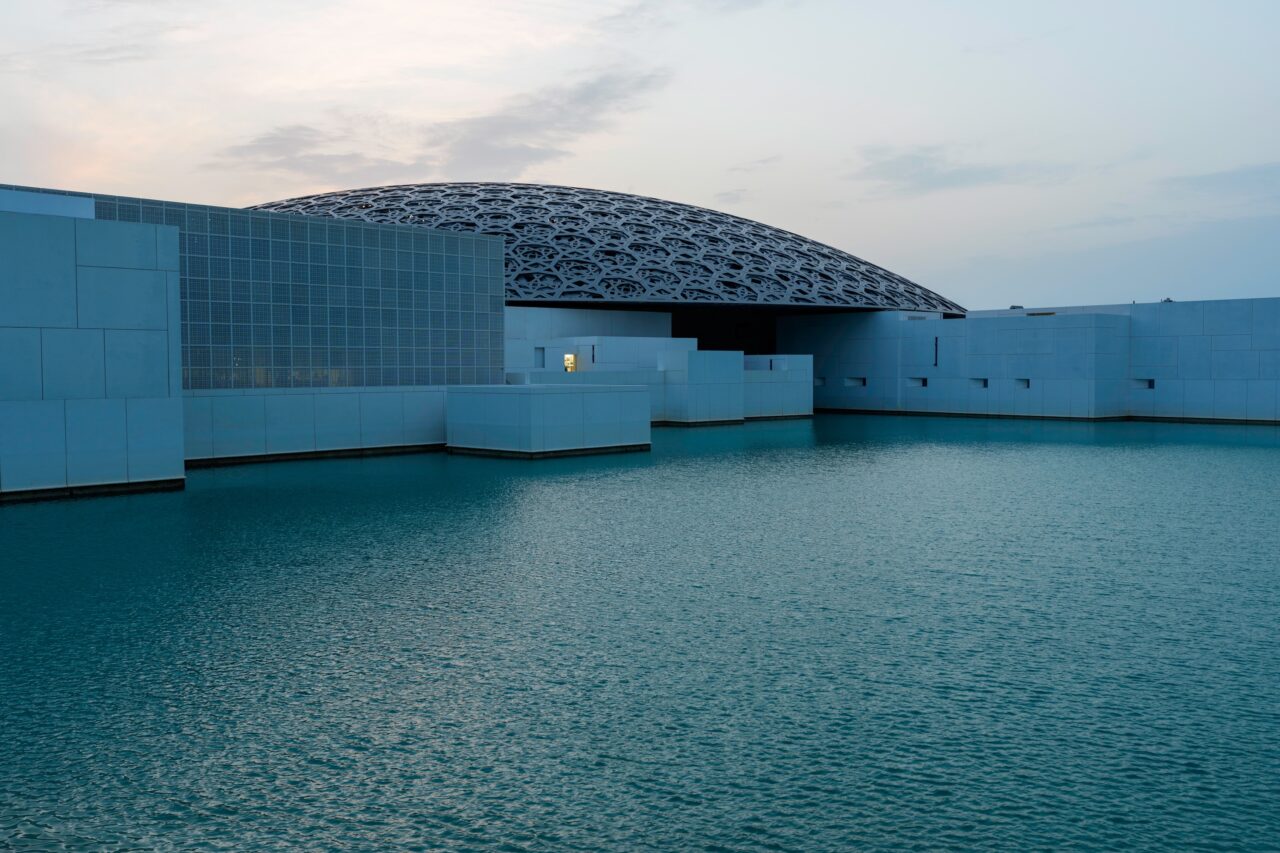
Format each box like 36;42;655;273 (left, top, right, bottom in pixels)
2;184;506;389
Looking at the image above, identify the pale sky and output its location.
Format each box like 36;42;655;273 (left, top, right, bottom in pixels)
2;0;1278;310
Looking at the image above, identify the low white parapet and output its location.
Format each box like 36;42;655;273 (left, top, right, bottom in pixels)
744;354;814;419
446;384;651;458
183;386;447;465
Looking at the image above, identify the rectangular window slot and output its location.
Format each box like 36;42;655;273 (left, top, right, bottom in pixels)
1015;378;1031;389
844;376;867;387
1134;378;1155;390
971;377;989;389
933;336;939;367
814;377;826;387
1028;311;1056;317
908;377;928;388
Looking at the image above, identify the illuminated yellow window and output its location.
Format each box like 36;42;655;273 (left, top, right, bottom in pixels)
563;353;577;373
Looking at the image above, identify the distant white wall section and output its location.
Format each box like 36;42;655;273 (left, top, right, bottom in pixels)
782;298;1280;423
183;386;447;463
0;188;95;220
505;306;671;340
447;384;650;456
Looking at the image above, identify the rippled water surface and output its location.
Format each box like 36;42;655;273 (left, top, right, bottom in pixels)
3;415;1279;851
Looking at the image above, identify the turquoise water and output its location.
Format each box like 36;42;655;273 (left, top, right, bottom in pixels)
2;415;1278;851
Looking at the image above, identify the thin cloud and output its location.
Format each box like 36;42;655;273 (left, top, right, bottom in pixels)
849;145;1072;195
423;68;669;180
714;188;747;204
221;125;331;162
1048;212;1190;233
597;0;784;33
1165;162;1280;198
212;124;435;186
595;1;671;34
701;0;776;10
214;68;668;186
0;21;184;70
729;154;780;173
1053;214;1142;231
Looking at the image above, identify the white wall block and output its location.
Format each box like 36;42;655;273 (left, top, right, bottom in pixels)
126;397;184;482
0;188;94;219
182;387;449;461
781;298;1280;424
76;218;158;270
76;267;168;330
1;212;185;497
0;212;77;328
183;396;214;460
264;394;317;454
0;400;67;491
403;390;447;445
65;398;128;486
0;327;43;400
314;393;362;451
359;392;405;448
447;384;649;455
41;328;105;399
105;329;169;398
505;306;671;340
211;395;267;458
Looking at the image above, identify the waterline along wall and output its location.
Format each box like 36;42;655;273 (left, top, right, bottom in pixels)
782;298;1280;423
0;183;508;489
5;179;1280;503
182;387;449;465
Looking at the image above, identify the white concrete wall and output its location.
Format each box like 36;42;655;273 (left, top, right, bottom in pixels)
579;336;698;370
780;297;1280;423
183;386;447;462
506;333;702;422
0;188;95;219
0;211;184;497
504;306;671;340
744;355;814;418
658;349;745;423
783;310;1129;419
446;384;650;455
511;346;813;423
506;333;696;372
507;368;668;420
1125;298;1280;421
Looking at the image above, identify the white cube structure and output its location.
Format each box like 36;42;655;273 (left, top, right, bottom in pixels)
446;385;651;458
657;349;745;424
744;355;814;419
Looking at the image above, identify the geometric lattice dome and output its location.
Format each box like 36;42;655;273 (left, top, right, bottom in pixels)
253;183;964;313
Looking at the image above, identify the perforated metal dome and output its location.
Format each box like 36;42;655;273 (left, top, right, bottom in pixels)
253;183;964;313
